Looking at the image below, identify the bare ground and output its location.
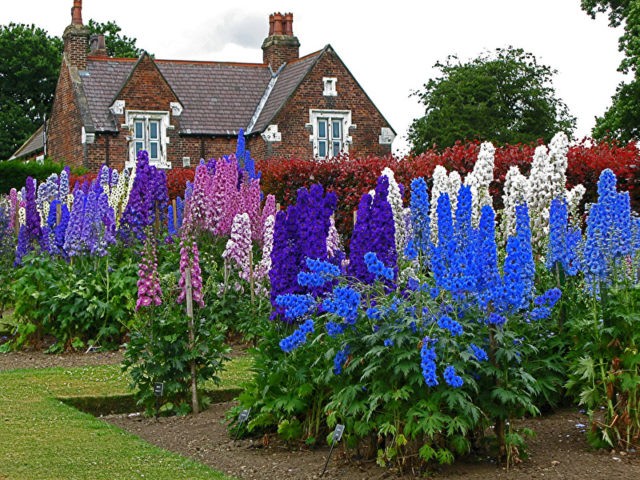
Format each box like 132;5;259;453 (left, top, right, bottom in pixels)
2;351;639;479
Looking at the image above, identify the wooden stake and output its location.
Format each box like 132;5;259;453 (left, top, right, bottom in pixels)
185;267;199;415
56;202;62;226
172;199;178;228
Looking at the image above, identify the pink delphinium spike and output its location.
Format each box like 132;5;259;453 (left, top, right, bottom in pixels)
239;178;262;242
8;188;18;231
186;164;211;232
190;241;205;308
213;158;240;236
260;194;276;242
136;237;162;310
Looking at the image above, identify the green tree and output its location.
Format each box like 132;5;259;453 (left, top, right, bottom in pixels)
0;23;62;160
408;47;576;153
87;20;143;58
581;0;640;141
0;21;143;161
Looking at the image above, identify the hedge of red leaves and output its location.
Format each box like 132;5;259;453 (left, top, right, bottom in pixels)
257;139;639;237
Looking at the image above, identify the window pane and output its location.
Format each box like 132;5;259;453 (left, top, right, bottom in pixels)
332;120;341;139
318;140;327;158
134;121;143;139
149;121;159;140
150;142;159;160
332;141;341;157
135;141;144;153
318;119;327;139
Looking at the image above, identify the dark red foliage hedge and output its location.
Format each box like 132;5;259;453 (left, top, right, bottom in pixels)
258;139;639;237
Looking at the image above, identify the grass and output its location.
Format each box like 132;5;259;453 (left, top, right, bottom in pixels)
0;356;254;480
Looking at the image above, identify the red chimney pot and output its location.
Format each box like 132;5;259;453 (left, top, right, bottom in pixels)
71;0;83;25
284;13;293;36
273;12;283;35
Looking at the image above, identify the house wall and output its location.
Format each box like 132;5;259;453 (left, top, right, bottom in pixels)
47;60;85;168
254;48;393;160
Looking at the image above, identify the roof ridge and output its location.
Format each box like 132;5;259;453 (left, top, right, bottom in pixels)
154;58;267;68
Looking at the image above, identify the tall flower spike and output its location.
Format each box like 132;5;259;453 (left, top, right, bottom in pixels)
222;213;253;281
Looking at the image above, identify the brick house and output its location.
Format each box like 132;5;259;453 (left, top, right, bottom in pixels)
25;0;395;171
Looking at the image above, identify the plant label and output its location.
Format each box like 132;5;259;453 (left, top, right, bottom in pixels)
238;408;251;423
332;424;345;443
153;382;164;397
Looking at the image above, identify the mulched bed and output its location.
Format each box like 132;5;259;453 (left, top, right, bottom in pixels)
3;350;640;479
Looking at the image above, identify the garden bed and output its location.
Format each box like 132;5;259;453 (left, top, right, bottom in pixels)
105;401;640;479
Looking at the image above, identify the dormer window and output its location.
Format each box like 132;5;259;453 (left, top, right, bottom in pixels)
323;77;337;97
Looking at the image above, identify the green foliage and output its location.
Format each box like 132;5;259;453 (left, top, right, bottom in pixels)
123;303;230;416
565;278;640;449
8;249;138;351
582;0;640;141
122;237;230;416
87;20;144;58
0;23;62;160
408;47;576;152
0;158;65;194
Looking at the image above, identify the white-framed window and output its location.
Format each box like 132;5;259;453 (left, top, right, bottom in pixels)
308;110;352;159
124;111;171;168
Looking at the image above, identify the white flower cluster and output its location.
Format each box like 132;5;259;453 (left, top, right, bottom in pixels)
254;214;275;281
501;166;529;242
381;167;410;254
464;142;495;226
109;169;130;225
326;215;342;259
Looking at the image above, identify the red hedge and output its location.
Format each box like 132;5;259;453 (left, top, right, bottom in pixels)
258;139;639;237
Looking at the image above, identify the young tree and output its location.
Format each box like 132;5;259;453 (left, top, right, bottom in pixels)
582;0;640;141
408;47;576;153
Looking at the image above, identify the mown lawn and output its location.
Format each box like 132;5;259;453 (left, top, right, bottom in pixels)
0;356;253;480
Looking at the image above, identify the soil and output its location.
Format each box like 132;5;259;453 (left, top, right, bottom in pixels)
3;351;640;479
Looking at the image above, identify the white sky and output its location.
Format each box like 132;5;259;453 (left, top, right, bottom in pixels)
0;0;626;155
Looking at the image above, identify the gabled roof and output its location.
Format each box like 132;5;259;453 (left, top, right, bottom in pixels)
250;49;323;133
65;43;392;138
10;124;45;160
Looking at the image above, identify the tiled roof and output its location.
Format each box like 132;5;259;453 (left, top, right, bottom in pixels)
78;50;323;136
156;60;271;135
10;124;45;160
83;57;138;131
251;49;323;133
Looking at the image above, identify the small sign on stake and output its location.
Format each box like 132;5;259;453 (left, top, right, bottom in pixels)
321;424;345;477
234;408;251;441
153;382;164;419
153;382;164;397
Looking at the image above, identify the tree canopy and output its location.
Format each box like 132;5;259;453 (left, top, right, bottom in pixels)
408;47;576;153
581;0;640;141
0;20;142;160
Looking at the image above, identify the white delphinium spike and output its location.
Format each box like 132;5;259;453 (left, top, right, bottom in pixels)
255;214;275;281
465;142;495;226
448;170;462;215
501;166;529;243
547;132;569;203
527;145;554;251
566;184;586;227
381;167;407;254
326;215;342;258
430;165;449;243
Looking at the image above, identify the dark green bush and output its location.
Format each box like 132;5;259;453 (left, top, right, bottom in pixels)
0;158;64;194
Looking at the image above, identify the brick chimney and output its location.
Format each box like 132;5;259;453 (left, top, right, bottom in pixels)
62;0;90;69
262;12;300;70
89;34;108;57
